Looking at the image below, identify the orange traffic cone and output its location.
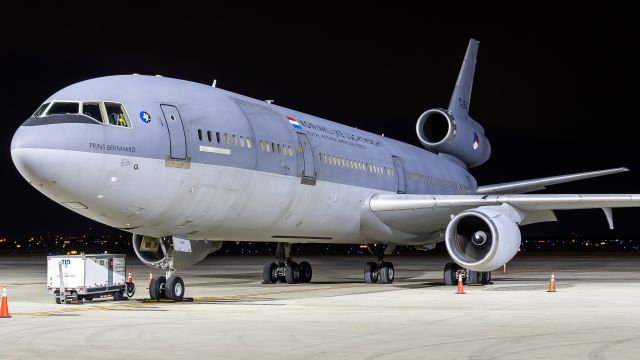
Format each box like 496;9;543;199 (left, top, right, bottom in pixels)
456;273;465;294
148;272;153;289
127;270;133;284
502;264;507;274
1;288;11;318
547;272;556;292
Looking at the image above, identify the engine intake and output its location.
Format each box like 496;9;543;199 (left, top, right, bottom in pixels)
416;108;491;168
445;205;521;271
132;234;222;270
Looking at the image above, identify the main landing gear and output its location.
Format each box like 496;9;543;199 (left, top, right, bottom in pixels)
443;262;491;286
262;243;312;284
364;244;395;284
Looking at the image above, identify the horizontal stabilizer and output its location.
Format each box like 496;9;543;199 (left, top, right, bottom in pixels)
476;168;628;194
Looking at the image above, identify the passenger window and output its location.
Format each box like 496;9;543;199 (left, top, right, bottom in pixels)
260;141;265;151
104;102;130;127
240;136;245;147
247;137;253;149
216;132;221;143
82;102;103;123
207;131;212;142
33;103;50;117
233;135;238;146
266;142;271;152
225;133;230;144
198;129;203;141
288;146;292;157
47;102;80;116
277;144;281;154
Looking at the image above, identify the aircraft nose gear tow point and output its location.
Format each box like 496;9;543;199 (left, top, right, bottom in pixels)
262;243;312;284
364;244;395;284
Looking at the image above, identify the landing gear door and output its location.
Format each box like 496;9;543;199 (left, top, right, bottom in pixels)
393;156;406;194
161;104;187;160
296;133;316;185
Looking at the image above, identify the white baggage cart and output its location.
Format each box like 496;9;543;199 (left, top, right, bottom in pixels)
47;254;135;304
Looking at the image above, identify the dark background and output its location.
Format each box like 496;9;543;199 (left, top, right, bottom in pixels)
1;6;637;242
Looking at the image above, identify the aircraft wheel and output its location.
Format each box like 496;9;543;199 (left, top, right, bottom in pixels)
149;275;166;300
298;261;312;283
481;271;492;285
444;262;460;286
284;262;299;284
165;276;185;301
263;262;278;284
113;290;124;301
364;262;379;284
379;262;395;284
54;290;61;304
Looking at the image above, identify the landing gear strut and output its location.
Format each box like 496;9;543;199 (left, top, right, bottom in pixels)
263;243;312;284
364;244;395;284
443;262;491;286
147;237;185;301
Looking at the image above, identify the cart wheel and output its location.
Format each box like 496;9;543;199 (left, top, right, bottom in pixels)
127;282;136;298
54;290;61;304
113;290;124;301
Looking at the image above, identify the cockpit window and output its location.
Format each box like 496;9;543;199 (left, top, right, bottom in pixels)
82;102;104;123
104;102;131;127
46;102;80;115
33;103;50;117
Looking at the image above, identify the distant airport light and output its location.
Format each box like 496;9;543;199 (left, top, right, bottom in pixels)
265;100;274;104
110;176;117;182
359;244;368;249
97;194;104;199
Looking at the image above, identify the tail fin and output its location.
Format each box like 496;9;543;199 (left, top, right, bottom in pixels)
448;39;479;118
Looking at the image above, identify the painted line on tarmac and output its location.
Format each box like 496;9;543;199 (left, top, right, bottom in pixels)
13;284;366;317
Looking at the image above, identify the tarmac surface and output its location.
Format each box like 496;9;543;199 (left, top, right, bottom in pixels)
1;253;639;359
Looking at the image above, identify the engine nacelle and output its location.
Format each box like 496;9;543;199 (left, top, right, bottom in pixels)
416;108;491;168
132;234;223;270
444;205;521;271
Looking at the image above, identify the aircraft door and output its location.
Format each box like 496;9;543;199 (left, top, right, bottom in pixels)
160;104;187;160
392;156;406;194
296;133;316;185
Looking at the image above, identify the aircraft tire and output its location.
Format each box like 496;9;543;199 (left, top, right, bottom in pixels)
165;276;185;301
298;261;312;283
149;275;166;300
379;262;395;284
443;262;460;286
364;262;379;284
263;262;278;284
284;262;300;284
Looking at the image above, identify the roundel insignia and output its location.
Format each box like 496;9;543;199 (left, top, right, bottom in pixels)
139;111;151;124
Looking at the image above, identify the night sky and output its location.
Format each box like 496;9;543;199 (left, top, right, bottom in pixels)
1;6;636;240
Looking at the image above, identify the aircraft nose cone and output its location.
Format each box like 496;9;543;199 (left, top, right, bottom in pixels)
11;121;69;185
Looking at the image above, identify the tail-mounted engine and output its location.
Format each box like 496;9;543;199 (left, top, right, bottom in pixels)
416;109;491;167
132;234;223;270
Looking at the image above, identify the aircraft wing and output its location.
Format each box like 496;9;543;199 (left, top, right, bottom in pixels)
365;193;640;237
369;193;640;212
475;168;628;194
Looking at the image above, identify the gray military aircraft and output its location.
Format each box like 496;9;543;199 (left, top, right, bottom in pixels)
11;39;640;301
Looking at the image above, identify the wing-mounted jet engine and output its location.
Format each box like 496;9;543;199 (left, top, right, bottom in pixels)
416;39;491;168
132;235;223;300
444;204;523;274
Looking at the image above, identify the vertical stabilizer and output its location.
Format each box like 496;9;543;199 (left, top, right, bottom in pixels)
448;39;479;117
